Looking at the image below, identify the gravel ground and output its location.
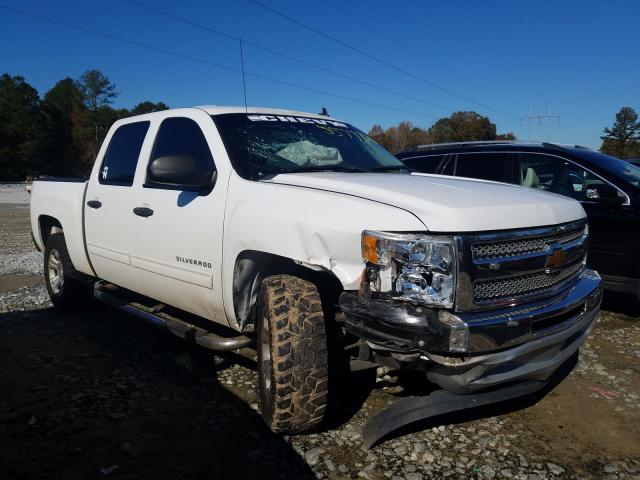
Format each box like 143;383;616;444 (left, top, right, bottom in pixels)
1;186;639;479
0;184;31;204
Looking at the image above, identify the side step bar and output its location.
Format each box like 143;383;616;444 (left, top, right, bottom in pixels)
94;282;253;351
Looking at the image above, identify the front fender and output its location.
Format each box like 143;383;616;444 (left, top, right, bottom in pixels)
222;172;426;326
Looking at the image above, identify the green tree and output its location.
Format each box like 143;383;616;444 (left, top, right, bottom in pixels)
131;101;169;115
0;74;43;180
600;107;640;158
41;78;88;176
77;69;118;160
428;111;496;143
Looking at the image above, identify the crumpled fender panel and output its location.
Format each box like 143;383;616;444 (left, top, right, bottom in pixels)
221;171;426;328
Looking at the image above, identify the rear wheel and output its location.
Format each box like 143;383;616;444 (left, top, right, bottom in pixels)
44;233;92;310
256;275;329;433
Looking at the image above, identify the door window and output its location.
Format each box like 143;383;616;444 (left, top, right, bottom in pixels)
518;153;624;202
401;154;455;175
147;117;215;187
455;152;513;182
99;121;150;186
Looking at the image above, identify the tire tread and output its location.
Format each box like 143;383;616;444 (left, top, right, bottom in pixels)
260;275;329;433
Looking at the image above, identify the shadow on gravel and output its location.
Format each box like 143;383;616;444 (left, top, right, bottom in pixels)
0;306;315;480
601;291;640;318
325;367;376;429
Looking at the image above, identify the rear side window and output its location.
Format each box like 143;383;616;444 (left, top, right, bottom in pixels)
455;152;513;183
148;117;215;184
99;122;150;186
401;154;455;175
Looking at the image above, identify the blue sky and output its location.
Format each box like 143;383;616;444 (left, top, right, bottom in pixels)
1;0;638;148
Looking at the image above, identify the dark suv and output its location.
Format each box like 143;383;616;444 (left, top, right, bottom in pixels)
397;141;640;300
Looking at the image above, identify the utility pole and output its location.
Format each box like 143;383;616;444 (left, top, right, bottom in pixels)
520;107;560;141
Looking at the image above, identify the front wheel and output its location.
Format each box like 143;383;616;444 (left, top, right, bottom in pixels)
256;275;329;433
44;233;92;310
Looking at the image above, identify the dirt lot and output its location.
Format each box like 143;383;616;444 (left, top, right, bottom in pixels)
1;198;639;479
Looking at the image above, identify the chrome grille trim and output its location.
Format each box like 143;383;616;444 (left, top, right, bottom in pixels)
471;224;586;260
473;260;583;301
454;219;588;312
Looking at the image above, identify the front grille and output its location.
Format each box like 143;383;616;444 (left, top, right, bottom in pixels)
473;259;583;301
455;220;588;311
471;225;586;260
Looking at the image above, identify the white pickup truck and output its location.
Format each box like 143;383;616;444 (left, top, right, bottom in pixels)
30;106;602;445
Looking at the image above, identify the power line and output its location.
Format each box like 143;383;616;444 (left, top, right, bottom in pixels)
318;0;486;92
123;0;453;115
250;0;519;120
316;0;407;48
0;3;437;120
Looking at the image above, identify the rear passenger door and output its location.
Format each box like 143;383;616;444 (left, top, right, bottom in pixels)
85;120;150;289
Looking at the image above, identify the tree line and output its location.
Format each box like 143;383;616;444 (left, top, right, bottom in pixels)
370;107;640;159
0;70;167;180
1;69;638;180
367;111;515;153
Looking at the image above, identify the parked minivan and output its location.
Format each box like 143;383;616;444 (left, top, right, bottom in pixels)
397;141;640;301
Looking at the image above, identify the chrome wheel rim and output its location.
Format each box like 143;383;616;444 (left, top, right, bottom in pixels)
260;315;273;410
48;248;64;296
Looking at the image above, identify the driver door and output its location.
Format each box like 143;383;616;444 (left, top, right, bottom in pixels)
127;112;226;321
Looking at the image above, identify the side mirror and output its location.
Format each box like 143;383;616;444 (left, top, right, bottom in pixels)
147;155;215;190
585;183;625;206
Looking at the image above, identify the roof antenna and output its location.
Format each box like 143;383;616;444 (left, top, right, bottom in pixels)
239;38;255;180
319;107;329;116
239;39;248;114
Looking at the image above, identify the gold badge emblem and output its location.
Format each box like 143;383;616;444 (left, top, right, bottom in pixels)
545;248;566;269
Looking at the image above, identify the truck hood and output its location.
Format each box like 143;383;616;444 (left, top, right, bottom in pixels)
265;172;586;232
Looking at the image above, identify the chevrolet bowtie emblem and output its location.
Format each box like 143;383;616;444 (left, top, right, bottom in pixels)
545;248;566;269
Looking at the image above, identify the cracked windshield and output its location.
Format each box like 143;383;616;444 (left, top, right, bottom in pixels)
214;113;408;180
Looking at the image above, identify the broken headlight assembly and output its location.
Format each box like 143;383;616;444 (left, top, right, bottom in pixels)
361;230;456;308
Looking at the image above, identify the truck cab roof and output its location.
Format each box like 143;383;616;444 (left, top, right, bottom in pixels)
196;105;344;122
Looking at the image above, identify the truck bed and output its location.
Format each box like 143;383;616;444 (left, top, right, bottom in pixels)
30;179;94;277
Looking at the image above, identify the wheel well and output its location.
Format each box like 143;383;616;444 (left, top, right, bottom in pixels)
232;250;343;331
38;215;63;246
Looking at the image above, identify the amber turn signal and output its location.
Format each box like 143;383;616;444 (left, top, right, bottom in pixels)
362;232;379;264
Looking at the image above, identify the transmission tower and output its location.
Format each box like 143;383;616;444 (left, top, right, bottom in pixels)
520;107;560;141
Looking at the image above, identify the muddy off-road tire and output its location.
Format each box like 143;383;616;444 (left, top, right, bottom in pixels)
44;233;92;311
257;275;329;433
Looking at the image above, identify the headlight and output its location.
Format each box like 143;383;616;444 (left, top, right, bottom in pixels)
361;230;456;308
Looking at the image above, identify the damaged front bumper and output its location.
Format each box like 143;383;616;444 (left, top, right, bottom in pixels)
340;269;602;394
361;351;579;448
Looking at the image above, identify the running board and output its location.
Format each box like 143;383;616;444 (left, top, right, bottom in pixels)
94;282;253;351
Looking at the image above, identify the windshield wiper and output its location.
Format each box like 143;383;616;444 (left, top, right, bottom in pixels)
289;166;365;173
369;165;412;173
